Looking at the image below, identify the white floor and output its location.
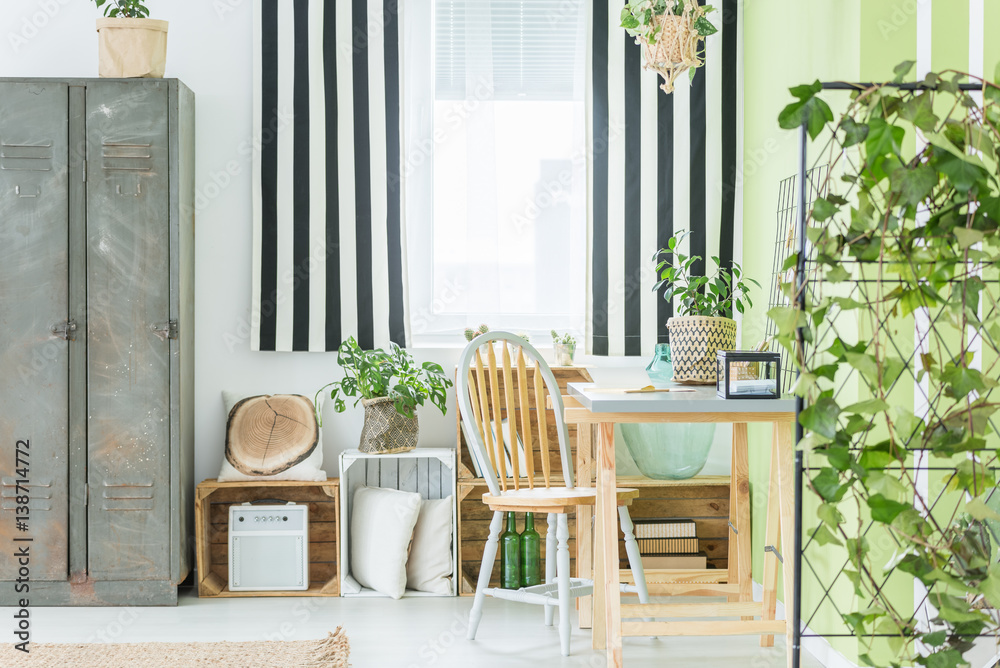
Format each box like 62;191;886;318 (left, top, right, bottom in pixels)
18;587;827;667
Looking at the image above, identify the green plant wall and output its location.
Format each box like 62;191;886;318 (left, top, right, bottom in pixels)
741;0;998;664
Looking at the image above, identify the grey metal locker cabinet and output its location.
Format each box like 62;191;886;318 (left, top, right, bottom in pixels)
0;78;195;606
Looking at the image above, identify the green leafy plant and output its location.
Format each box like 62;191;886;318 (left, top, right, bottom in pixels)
314;337;452;425
551;331;577;347
770;62;1000;668
653;230;758;318
92;0;151;18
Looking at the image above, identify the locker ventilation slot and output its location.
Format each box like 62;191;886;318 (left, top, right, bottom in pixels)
1;477;54;511
100;481;154;511
0;141;53;172
102;142;153;172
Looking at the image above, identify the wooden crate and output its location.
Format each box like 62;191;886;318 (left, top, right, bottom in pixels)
455;365;593;480
195;478;340;598
339;448;458;597
457;481;577;595
457;477;729;596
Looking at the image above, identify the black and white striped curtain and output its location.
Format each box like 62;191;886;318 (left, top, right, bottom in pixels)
251;0;406;352
588;0;740;356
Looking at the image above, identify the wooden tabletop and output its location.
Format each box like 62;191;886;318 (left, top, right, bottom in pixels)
567;382;797;414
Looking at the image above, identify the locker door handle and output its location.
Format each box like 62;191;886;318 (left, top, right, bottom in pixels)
15;185;40;198
150;320;178;340
52;320;78;341
116;183;142;197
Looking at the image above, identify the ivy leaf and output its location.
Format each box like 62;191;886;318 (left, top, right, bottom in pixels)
915;648;972;668
941;364;987;399
813;524;843;546
843;398;890;415
818;502;844;527
840;118;869;147
920;630;947;648
955;226;985;249
966;497;1000;522
811;197;839;222
936;152;988;192
866;118;905;158
778;81;833;140
892;60;915;83
890;164;937;207
899;93;939;132
867;494;909;523
812;467;848;502
800;397;840;440
767;305;808;337
845;352;879;381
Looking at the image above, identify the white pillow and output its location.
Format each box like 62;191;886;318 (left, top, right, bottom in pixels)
406;496;454;595
217;391;327;482
351;486;422;599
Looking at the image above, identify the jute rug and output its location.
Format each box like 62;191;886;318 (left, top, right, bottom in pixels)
0;626;349;667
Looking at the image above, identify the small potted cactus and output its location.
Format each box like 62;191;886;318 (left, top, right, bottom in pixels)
551;331;577;366
463;324;490;342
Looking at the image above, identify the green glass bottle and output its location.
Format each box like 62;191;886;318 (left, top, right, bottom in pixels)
520;512;542;587
499;512;521;589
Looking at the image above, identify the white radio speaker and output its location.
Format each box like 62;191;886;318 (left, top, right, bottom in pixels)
229;501;309;591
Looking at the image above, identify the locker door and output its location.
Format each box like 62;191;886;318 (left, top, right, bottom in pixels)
86;80;171;580
0;82;71;582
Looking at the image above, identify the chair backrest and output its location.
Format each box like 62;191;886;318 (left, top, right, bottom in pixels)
456;331;574;498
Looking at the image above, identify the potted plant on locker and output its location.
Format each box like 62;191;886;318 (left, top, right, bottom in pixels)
654;230;758;384
91;0;169;78
315;338;453;454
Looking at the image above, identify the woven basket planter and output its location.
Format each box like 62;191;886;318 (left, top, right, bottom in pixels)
359;397;418;454
637;13;701;93
666;316;737;384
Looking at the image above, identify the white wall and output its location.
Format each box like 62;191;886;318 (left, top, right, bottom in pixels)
0;0;731;483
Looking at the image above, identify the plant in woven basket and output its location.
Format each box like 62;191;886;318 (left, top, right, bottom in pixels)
770;62;1000;667
621;0;717;94
653;230;757;383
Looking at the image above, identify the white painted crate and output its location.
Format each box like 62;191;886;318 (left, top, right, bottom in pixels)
339;448;458;597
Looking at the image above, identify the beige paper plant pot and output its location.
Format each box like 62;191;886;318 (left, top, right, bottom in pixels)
96;18;169;78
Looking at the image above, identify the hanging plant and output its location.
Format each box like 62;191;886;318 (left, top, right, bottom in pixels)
620;0;718;94
770;62;1000;668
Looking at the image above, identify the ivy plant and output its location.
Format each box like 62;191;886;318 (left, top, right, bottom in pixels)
92;0;151;18
771;62;1000;668
654;230;758;319
314;337;452;424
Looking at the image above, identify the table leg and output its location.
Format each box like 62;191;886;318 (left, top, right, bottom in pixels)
592;483;606;650
775;421;796;668
577;423;594;630
731;423;751;619
597;422;622;667
760;426;781;647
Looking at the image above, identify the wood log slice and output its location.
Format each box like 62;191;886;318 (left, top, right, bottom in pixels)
225;394;319;476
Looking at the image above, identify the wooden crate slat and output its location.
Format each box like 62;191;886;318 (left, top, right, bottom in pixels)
195;478;339;598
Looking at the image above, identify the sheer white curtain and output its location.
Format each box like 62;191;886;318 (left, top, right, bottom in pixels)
403;0;588;345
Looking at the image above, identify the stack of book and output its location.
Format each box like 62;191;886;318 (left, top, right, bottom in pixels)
633;519;707;569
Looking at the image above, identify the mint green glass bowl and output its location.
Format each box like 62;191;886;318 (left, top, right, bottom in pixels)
620;423;717;480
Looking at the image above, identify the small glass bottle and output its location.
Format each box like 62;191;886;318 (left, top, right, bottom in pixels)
646;343;673;384
499;512;521;589
520;512;542;587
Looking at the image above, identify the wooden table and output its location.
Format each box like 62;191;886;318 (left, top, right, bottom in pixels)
564;383;796;668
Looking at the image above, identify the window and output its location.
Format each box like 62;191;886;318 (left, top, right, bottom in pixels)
403;0;588;345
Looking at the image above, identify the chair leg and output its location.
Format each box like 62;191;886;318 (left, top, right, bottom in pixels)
544;512;557;627
557;513;572;656
620;506;651;615
468;510;503;640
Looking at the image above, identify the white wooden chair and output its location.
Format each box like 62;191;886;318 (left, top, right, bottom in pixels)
457;331;650;656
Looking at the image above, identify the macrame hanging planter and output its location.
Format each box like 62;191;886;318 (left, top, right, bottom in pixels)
623;0;715;94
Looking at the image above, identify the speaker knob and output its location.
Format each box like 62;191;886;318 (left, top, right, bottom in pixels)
238;516;245;522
